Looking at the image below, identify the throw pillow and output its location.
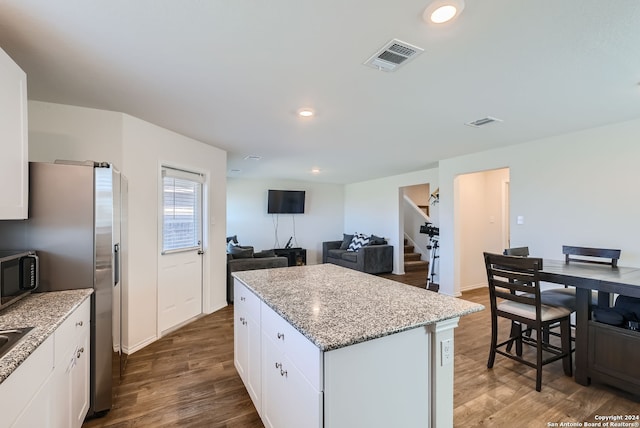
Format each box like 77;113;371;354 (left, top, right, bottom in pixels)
347;233;370;252
339;233;354;250
254;249;276;258
226;235;238;244
369;234;387;245
229;245;254;259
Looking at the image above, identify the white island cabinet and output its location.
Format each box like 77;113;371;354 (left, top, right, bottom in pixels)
0;46;28;220
233;264;483;428
261;303;322;428
234;281;263;413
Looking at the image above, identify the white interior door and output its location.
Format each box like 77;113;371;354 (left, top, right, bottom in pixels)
158;166;204;334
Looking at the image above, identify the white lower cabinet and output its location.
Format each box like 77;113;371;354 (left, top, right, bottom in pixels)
1;336;54;427
261;304;322;428
234;281;262;413
65;299;91;427
234;280;322;428
0;298;91;428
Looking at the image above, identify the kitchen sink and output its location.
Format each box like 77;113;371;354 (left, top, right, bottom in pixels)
0;327;34;359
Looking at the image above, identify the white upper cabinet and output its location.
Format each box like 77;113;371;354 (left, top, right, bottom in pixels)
0;46;28;219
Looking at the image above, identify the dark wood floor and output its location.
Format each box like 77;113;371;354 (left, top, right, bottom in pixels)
84;270;639;427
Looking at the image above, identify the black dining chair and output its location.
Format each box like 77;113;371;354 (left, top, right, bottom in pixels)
484;252;573;392
503;247;530;257
541;245;621;312
502;245;617;341
502;247;533;351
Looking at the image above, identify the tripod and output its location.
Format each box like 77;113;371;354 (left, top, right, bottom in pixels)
426;237;439;291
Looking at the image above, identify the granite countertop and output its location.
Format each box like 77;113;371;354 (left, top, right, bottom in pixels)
233;264;484;351
0;289;93;385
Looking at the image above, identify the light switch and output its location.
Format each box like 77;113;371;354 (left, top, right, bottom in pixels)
516;215;524;225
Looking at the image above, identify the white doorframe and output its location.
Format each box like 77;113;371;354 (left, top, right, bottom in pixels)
502;180;510;250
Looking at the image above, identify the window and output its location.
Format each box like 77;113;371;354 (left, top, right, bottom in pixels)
161;166;204;254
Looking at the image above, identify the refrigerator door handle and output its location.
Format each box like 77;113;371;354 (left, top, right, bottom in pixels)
114;243;120;286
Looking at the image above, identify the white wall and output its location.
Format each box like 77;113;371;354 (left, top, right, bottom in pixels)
29;101;123;164
122;114;227;351
404;184;430;208
345;168;439;274
227;178;344;264
440;118;640;296
28;101;227;354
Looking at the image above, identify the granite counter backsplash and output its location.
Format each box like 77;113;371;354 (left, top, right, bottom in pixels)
233;264;484;351
0;289;93;384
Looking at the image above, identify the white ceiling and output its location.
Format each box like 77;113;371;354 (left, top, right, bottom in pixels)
1;0;639;184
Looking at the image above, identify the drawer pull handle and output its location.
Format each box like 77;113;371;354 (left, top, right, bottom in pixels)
76;321;83;327
277;332;285;340
77;347;85;359
240;297;246;302
274;362;287;377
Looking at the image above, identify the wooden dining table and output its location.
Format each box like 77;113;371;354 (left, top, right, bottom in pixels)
539;259;640;386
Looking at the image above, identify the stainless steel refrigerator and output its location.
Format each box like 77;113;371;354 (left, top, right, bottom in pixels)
0;161;125;416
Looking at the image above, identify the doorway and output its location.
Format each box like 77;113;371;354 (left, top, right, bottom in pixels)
157;166;205;334
455;167;510;292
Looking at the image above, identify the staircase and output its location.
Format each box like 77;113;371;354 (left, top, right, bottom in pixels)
404;240;429;273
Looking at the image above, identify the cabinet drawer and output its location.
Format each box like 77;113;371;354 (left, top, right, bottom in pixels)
234;280;261;318
55;299;91;364
261;303;322;390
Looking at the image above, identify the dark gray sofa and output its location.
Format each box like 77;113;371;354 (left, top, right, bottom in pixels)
227;249;287;304
322;240;393;274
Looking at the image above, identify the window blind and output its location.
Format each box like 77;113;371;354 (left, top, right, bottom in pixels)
161;167;203;253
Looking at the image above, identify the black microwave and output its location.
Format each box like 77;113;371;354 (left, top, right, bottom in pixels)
0;250;39;311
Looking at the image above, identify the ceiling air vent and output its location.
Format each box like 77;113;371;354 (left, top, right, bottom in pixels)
464;116;503;128
364;39;424;72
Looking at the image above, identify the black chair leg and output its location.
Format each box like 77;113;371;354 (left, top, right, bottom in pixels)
535;327;543;392
561;319;573;376
515;325;523;357
506;321;518;352
505;321;524;356
488;315;498;368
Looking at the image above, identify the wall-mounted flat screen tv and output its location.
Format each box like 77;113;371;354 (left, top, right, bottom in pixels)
268;189;305;214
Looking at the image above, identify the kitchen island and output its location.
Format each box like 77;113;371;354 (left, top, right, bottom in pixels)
233;264;483;428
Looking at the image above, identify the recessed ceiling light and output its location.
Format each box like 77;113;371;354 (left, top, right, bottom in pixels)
311;168;321;174
243;155;262;161
297;108;315;117
423;0;465;24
